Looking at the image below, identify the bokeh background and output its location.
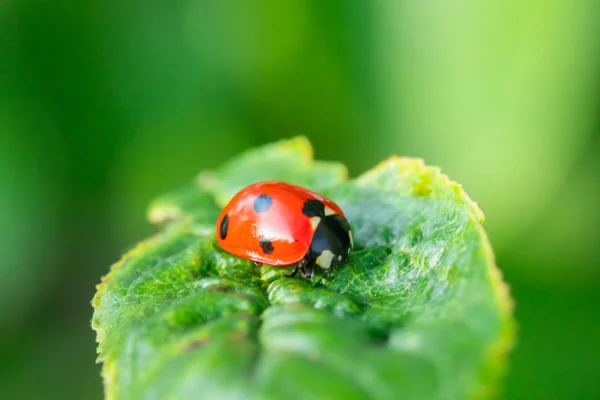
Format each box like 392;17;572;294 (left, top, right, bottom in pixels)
1;2;599;399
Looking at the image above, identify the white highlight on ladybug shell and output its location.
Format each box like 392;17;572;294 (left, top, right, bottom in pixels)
324;206;335;216
316;250;335;269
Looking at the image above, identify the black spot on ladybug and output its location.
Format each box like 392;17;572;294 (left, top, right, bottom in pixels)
253;194;273;213
259;238;274;254
302;199;325;217
219;214;229;240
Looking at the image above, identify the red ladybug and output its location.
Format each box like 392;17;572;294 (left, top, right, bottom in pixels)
215;181;353;278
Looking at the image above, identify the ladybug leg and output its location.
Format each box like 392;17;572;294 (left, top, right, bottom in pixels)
300;262;314;279
324;267;335;278
288;259;305;278
289;259;313;278
253;261;262;267
288;266;299;278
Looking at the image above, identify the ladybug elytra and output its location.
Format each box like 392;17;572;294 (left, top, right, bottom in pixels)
215;181;353;278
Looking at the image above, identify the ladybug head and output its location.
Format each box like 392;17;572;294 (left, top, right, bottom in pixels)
306;214;353;270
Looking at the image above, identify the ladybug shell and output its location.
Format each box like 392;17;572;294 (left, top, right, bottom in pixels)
216;181;347;266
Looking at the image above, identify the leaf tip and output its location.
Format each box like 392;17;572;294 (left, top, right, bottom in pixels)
285;134;314;160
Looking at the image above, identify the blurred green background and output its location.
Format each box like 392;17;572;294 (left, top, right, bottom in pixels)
1;1;599;399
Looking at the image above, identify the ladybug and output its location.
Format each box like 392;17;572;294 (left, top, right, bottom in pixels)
215;181;353;278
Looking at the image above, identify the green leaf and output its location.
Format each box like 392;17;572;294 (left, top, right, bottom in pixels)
92;136;515;400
